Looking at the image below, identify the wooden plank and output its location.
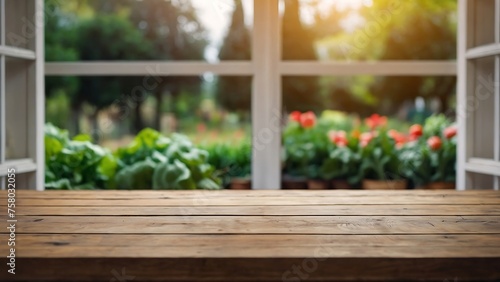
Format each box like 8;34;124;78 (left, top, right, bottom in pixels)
1;257;498;282
5;234;500;251
6;215;500;234
3;190;500;199
6;245;500;259
11;196;500;206
3;204;500;216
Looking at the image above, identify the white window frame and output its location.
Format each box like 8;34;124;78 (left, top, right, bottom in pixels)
4;0;461;190
0;0;45;191
457;0;500;190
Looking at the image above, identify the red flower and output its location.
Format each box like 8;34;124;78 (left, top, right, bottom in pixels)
409;124;423;138
443;126;457;139
388;130;407;147
289;111;302;123
328;130;348;147
365;114;387;130
427;136;442;151
360;132;375;148
300;111;316;129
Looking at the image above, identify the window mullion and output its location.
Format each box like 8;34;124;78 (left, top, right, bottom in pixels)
252;0;281;189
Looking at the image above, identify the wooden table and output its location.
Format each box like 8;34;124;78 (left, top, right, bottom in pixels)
1;190;500;281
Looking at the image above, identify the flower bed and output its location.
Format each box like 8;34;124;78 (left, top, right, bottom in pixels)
283;111;457;189
45;111;456;190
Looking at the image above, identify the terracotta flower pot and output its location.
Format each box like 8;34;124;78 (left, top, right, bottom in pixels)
230;178;251;190
425;182;456;190
331;179;353;189
307;180;330;190
281;176;307;189
362;179;407;190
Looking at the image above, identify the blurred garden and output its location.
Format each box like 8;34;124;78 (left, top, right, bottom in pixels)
43;0;459;189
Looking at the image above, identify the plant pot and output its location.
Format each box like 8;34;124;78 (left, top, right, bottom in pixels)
331;179;353;189
307;180;330;190
425;182;456;190
230;178;251;190
281;176;307;189
362;179;407;190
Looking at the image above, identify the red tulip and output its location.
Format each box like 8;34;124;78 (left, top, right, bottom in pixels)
328;130;348;147
444;126;457;139
365;114;387;130
409;124;423;138
360;132;375;147
289;111;302;122
427;136;442;151
388;130;407;146
300;111;316;128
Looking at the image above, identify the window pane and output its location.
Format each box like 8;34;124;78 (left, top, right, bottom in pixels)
469;0;496;48
469;56;496;160
45;0;253;62
281;75;457;189
5;0;33;50
5;57;30;160
45;75;252;189
281;0;457;61
467;172;495;189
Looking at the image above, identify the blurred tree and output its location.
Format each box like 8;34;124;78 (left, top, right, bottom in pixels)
216;0;252;116
282;0;320;112
44;0;209;135
127;0;208;131
76;15;152;137
45;0;81;132
317;0;457;116
369;1;457;114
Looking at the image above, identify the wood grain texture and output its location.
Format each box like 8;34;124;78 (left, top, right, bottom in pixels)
2;204;500;216
4;215;500;234
11;195;500;206
0;190;498;281
2;234;500;258
1;258;499;281
3;189;499;199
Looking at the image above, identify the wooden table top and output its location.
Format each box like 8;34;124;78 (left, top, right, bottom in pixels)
1;190;500;281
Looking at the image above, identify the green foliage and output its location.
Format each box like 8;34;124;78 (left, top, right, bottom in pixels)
203;140;252;187
283;121;330;179
400;116;456;186
113;129;222;190
320;146;362;185
45;125;221;190
45;124;117;189
423;114;451;138
359;131;403;181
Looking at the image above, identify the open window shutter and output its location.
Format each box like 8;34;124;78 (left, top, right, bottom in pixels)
0;0;45;190
457;0;500;190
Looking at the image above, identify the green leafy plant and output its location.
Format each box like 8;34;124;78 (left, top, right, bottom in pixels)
400;119;457;186
320;146;362;185
283;115;330;179
45;124;117;189
203;140;252;187
113;129;221;190
359;130;403;181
